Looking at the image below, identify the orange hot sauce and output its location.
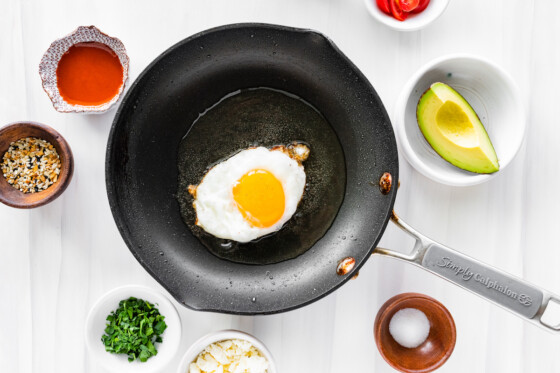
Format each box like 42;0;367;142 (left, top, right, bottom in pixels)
56;42;123;106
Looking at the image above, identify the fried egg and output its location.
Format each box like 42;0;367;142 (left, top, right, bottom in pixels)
189;144;309;242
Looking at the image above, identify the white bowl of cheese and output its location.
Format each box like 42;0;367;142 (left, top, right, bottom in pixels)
176;330;277;373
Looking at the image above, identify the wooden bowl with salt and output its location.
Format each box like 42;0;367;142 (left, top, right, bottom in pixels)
374;292;456;373
0;122;74;208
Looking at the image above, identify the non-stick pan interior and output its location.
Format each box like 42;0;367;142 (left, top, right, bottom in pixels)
106;24;398;314
177;88;346;265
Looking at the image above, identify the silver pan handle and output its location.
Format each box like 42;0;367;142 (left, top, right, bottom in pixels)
373;212;560;333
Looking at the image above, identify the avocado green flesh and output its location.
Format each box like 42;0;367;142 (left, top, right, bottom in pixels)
416;82;499;174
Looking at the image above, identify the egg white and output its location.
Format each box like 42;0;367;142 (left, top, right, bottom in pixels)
192;147;306;242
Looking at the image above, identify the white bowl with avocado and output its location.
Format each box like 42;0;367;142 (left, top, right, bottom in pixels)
394;54;526;186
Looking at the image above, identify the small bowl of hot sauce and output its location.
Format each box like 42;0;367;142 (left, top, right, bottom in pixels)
39;26;129;114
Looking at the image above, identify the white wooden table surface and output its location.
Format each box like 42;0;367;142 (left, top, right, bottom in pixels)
2;0;560;372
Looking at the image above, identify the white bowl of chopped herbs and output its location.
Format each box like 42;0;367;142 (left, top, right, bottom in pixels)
85;285;181;372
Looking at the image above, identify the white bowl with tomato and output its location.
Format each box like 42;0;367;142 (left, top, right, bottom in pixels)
364;0;450;31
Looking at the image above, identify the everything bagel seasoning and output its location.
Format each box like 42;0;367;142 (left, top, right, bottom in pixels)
2;137;61;193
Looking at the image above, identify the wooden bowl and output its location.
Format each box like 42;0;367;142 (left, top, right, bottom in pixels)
374;293;456;373
0;122;74;208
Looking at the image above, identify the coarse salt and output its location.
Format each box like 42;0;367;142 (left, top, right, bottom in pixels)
389;308;430;348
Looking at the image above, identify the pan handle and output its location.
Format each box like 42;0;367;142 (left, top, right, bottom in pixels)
373;211;560;333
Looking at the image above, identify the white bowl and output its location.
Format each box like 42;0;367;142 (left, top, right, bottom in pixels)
176;330;277;373
394;54;526;186
364;0;450;31
39;25;129;114
85;285;181;373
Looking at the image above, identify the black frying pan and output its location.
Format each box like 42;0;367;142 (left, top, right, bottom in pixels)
106;24;560;331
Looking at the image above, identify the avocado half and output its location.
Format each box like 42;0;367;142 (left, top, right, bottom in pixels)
416;82;499;174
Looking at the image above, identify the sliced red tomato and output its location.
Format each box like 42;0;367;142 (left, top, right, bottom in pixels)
411;0;430;13
376;0;391;15
389;0;408;21
398;0;419;12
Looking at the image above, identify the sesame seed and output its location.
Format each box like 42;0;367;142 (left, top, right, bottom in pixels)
1;137;62;193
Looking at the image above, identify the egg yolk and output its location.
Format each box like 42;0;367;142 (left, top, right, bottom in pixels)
233;169;285;228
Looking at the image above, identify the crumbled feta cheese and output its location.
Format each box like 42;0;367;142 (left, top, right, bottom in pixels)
189;339;269;373
189;363;201;373
206;343;230;365
196;354;219;372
